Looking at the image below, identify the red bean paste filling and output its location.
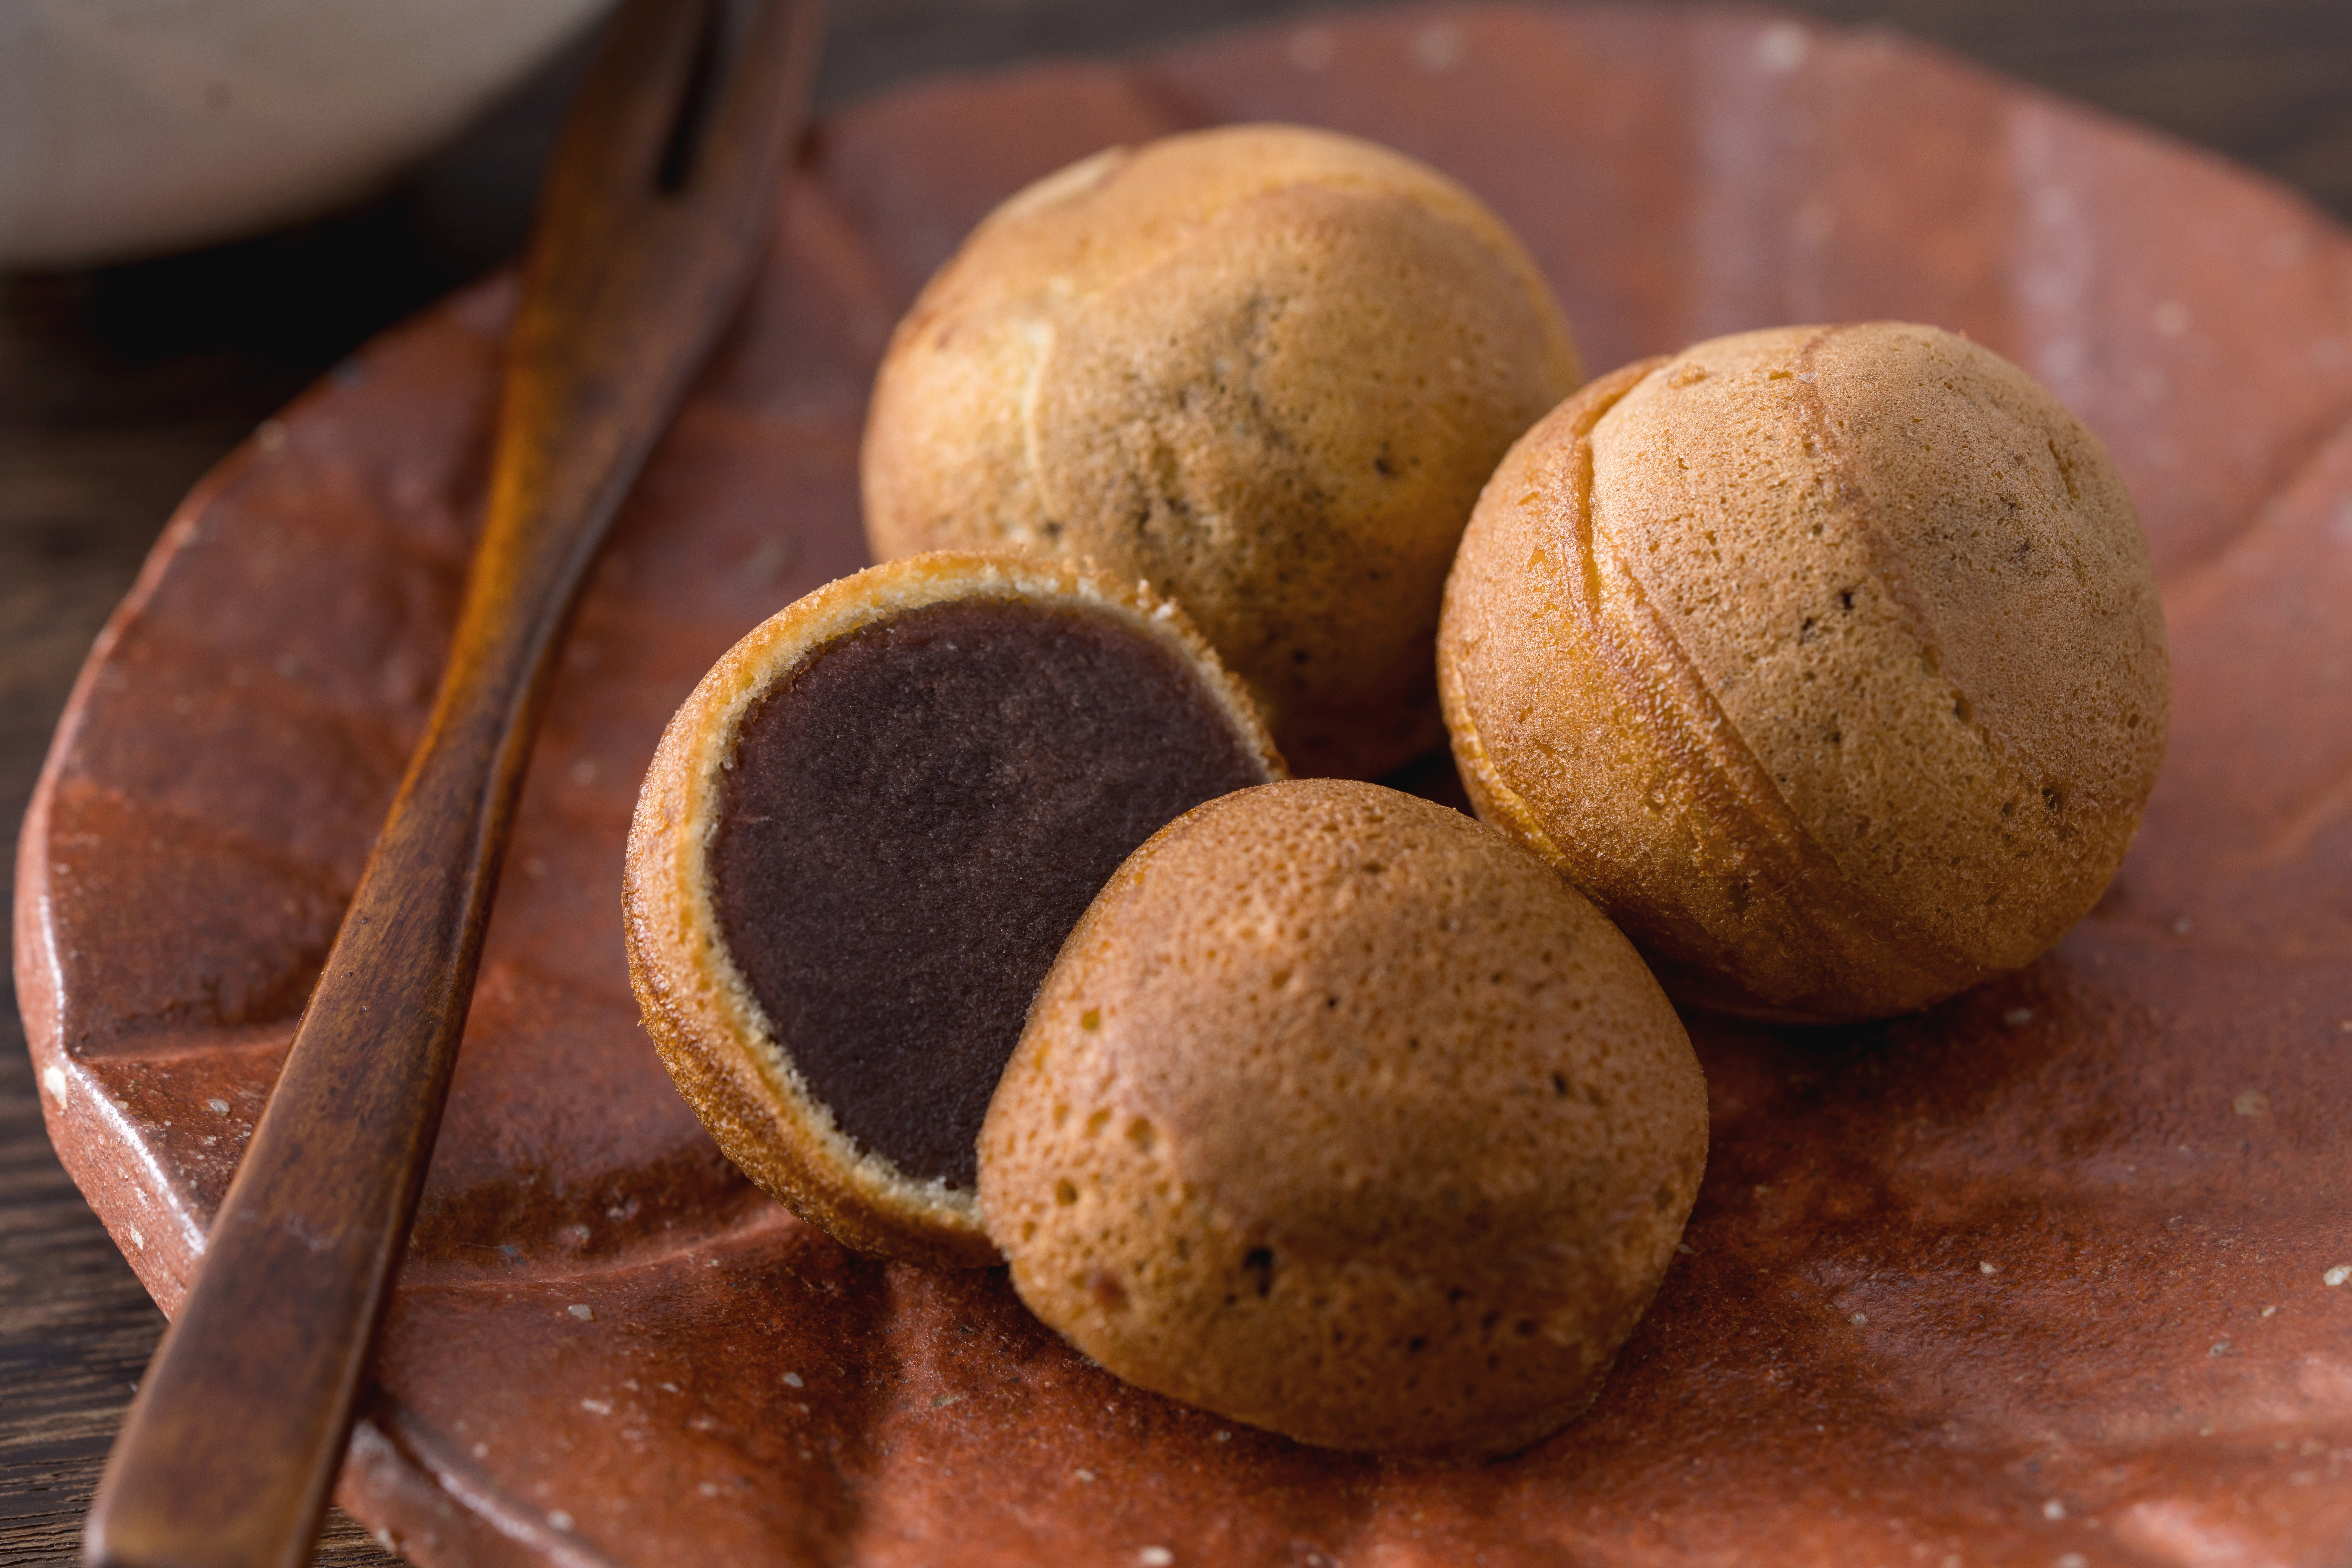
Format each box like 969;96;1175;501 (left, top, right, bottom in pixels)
712;596;1265;1190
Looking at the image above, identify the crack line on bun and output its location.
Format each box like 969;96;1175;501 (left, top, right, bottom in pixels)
1551;362;1983;1015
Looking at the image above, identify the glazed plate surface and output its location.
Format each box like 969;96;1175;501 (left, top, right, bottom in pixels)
16;7;2352;1564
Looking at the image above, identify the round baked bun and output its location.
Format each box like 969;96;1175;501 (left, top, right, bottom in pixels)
861;123;1581;780
624;553;1283;1266
979;778;1707;1457
1439;323;2170;1023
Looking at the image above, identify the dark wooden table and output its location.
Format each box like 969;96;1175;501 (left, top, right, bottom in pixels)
4;2;2347;1563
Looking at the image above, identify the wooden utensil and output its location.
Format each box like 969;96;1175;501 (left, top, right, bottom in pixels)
80;2;823;1564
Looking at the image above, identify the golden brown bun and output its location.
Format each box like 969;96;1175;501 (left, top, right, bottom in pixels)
1439;323;2171;1022
978;778;1707;1458
862;123;1581;779
623;552;1282;1267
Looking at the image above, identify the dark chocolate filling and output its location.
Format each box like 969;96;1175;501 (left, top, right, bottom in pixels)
711;596;1266;1189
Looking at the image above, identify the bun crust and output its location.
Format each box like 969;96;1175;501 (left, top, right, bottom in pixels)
1439;323;2170;1021
979;778;1706;1456
863;123;1581;778
623;552;1282;1266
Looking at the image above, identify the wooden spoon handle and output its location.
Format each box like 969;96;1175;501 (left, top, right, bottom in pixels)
83;4;823;1565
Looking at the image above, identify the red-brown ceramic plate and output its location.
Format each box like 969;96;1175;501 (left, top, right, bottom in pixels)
18;7;2352;1564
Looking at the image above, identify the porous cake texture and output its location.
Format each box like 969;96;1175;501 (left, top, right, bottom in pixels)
624;552;1282;1265
1441;323;2169;1021
981;779;1706;1456
864;123;1581;778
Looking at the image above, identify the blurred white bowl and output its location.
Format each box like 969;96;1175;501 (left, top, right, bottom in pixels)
0;0;613;268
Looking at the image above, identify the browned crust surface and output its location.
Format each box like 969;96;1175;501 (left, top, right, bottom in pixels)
623;551;1282;1266
980;779;1707;1457
1440;325;2170;1021
862;122;1580;778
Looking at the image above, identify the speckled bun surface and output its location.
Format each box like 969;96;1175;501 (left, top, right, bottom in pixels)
862;123;1581;779
1440;323;2171;1023
624;552;1283;1267
978;778;1707;1458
